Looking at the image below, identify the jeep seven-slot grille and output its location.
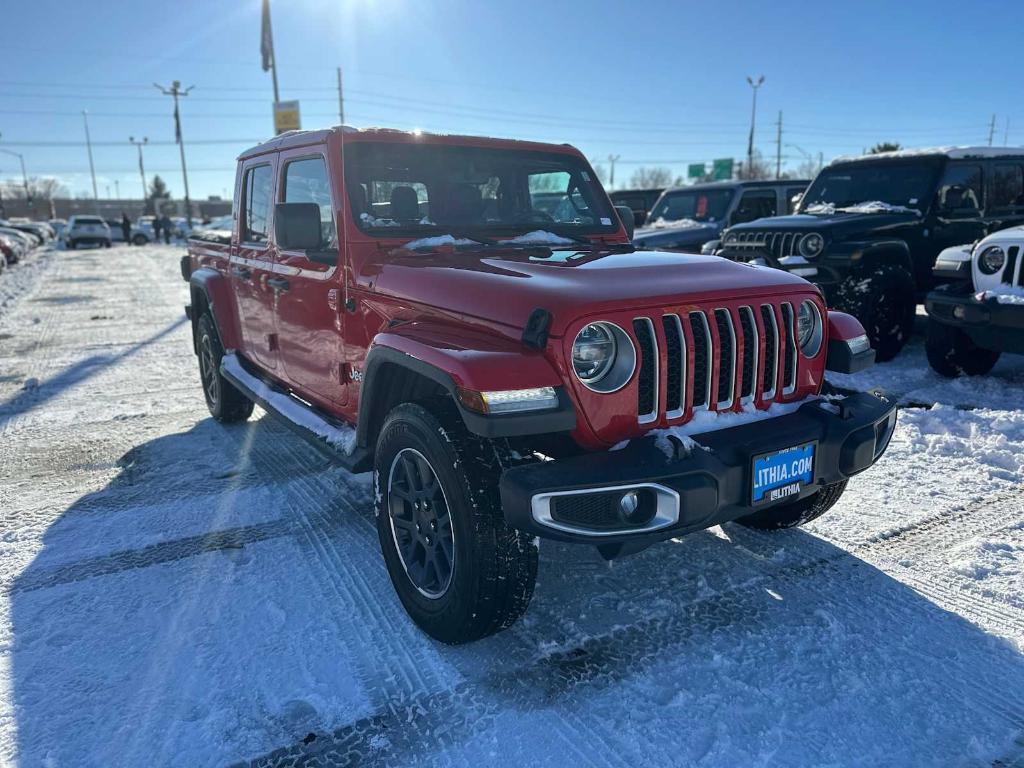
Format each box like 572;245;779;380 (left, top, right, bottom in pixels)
728;231;806;259
1002;245;1024;287
634;302;798;423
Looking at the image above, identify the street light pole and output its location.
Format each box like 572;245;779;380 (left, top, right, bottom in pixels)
0;131;33;207
154;81;194;226
129;136;149;205
745;75;765;178
82;111;99;206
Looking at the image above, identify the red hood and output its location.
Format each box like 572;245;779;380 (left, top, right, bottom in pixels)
367;246;816;337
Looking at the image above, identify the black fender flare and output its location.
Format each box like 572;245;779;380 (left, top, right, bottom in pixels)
188;267;235;354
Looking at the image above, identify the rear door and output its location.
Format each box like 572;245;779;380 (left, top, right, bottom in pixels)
232;157;280;371
273;149;347;406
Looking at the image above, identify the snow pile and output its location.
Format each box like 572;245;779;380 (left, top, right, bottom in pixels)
778;255;810;265
403;235;476;250
499;230;574;246
649;398;816;457
978;289;1024;305
804;201;920;216
646;217;704;231
221;353;356;454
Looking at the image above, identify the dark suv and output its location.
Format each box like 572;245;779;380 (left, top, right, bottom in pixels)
634;180;808;254
715;147;1024;360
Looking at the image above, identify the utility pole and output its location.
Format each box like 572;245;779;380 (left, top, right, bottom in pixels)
154;81;194;226
336;66;345;125
775;111;783;179
114;180;120;199
0;132;32;207
129;136;149;203
607;154;620;190
1005;117;1011;147
988;114;997;146
82;111;99;207
745;75;765;178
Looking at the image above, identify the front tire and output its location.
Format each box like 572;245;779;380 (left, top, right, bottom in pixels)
374;401;538;644
195;313;253;423
132;233;149;245
925;318;1000;377
837;265;916;362
735;480;848;530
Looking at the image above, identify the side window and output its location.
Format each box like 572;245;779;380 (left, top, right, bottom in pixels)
282;156;337;246
937;164;983;212
242;164;273;242
992;164;1024;211
786;187;805;213
732;190;777;224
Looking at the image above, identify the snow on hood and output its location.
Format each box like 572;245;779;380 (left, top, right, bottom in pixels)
645;217;706;231
804;201;920;216
498;230;575;246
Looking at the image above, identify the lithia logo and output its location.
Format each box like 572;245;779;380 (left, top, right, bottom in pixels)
767;482;801;503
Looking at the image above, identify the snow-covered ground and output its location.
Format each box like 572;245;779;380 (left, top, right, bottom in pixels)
1;244;1023;767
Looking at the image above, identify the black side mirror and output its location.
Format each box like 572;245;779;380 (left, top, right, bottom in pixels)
614;205;635;240
275;202;337;265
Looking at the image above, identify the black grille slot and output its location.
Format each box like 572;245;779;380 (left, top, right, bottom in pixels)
633;319;657;420
551;492;626;531
781;303;797;392
714;309;735;406
739;307;756;400
1007;246;1022;287
662;316;683;415
690;312;710;408
760;304;778;396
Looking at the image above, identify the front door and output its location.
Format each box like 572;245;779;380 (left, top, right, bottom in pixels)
232;158;280;370
928;161;987;288
273;150;347;406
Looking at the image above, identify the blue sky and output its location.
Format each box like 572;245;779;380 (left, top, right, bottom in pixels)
1;0;1022;200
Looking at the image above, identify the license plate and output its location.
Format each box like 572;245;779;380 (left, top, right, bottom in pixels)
752;442;815;506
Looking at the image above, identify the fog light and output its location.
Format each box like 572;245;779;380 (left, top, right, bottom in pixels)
952;305;966;320
617;489;656;526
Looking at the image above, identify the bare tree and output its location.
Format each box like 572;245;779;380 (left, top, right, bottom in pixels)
628;166;674;189
0;176;68;200
794;157;822;179
736;150;773;180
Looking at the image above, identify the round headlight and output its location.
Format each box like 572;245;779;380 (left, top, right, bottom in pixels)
797;300;823;357
573;323;615;383
723;232;738;245
572;322;636;393
978;245;1005;275
800;232;824;257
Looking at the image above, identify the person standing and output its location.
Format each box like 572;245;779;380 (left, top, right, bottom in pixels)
120;212;131;245
161;214;173;244
152;214;162;244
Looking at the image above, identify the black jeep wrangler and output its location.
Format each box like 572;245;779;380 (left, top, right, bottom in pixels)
714;148;1024;360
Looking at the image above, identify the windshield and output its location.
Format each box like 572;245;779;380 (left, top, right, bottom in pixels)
646;189;733;225
345;142;617;237
799;161;940;213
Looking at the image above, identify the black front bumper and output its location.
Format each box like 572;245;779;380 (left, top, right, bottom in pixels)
499;390;897;547
926;285;1024;354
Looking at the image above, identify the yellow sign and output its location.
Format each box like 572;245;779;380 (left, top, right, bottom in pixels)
273;100;301;134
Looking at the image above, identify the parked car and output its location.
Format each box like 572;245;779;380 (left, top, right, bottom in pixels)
924;226;1024;376
0;232;28;264
609;187;665;229
182;126;896;644
48;219;67;241
0;219;45;246
0;227;35;257
105;219;152;245
713;146;1024;361
65;215;112;249
635;180;809;254
189;215;233;245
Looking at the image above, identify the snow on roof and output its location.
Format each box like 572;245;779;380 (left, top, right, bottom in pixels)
833;146;1024;164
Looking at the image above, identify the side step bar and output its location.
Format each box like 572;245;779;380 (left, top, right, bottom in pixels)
220;353;371;473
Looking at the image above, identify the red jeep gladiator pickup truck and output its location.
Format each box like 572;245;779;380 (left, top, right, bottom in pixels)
181;126;897;643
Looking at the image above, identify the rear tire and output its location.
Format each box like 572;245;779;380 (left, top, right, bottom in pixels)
196;313;253;423
836;265;916;362
736;480;848;530
374;400;538;644
132;234;148;245
925;318;1000;377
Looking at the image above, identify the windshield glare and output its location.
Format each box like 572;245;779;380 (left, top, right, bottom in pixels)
647;189;732;224
346;142;616;237
800;162;938;212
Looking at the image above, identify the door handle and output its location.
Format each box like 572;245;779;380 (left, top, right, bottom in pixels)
267;277;290;291
232;265;252;280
